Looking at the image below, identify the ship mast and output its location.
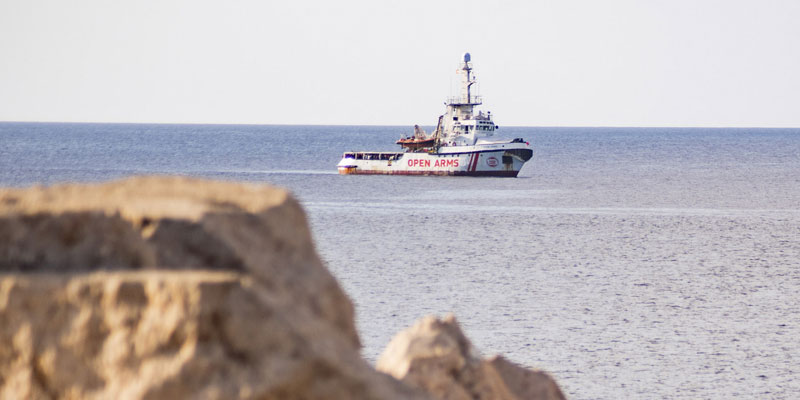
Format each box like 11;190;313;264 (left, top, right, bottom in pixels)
463;53;475;105
449;53;481;115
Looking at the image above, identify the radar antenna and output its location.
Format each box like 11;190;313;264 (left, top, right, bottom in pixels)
461;52;475;103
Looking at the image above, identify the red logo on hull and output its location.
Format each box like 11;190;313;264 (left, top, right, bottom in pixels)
486;157;499;167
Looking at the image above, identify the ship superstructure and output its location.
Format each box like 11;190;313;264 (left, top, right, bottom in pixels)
338;53;532;177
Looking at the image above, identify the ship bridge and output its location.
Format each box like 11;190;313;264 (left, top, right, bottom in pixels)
437;53;496;146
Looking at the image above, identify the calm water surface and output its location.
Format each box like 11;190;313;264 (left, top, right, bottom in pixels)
2;122;799;399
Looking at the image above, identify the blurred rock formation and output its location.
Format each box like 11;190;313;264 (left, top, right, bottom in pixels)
0;177;564;399
377;315;566;400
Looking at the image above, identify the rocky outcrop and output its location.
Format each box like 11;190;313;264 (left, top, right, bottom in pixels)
0;176;565;399
0;271;424;399
377;315;566;400
0;177;425;400
0;176;356;345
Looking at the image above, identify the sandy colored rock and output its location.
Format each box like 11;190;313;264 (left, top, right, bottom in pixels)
0;177;428;400
0;271;423;399
0;177;565;399
377;315;566;400
0;176;356;345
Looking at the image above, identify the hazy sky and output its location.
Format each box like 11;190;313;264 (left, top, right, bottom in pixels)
1;0;799;127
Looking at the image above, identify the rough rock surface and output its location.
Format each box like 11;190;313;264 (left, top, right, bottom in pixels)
0;176;356;344
0;177;566;399
377;315;566;400
0;271;424;399
0;177;426;400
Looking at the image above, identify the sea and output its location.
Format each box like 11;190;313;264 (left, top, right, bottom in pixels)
2;122;799;399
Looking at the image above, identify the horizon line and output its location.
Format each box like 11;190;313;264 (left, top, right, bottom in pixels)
1;120;798;130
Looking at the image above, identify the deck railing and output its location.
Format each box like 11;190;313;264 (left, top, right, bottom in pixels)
446;95;482;105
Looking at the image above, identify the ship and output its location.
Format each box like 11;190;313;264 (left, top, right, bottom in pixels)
337;53;533;177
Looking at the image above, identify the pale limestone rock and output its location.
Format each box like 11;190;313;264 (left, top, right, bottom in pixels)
0;177;566;400
0;272;422;399
0;177;426;400
0;176;356;345
377;315;566;400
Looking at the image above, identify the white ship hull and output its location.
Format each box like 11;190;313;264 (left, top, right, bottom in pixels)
338;142;532;177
